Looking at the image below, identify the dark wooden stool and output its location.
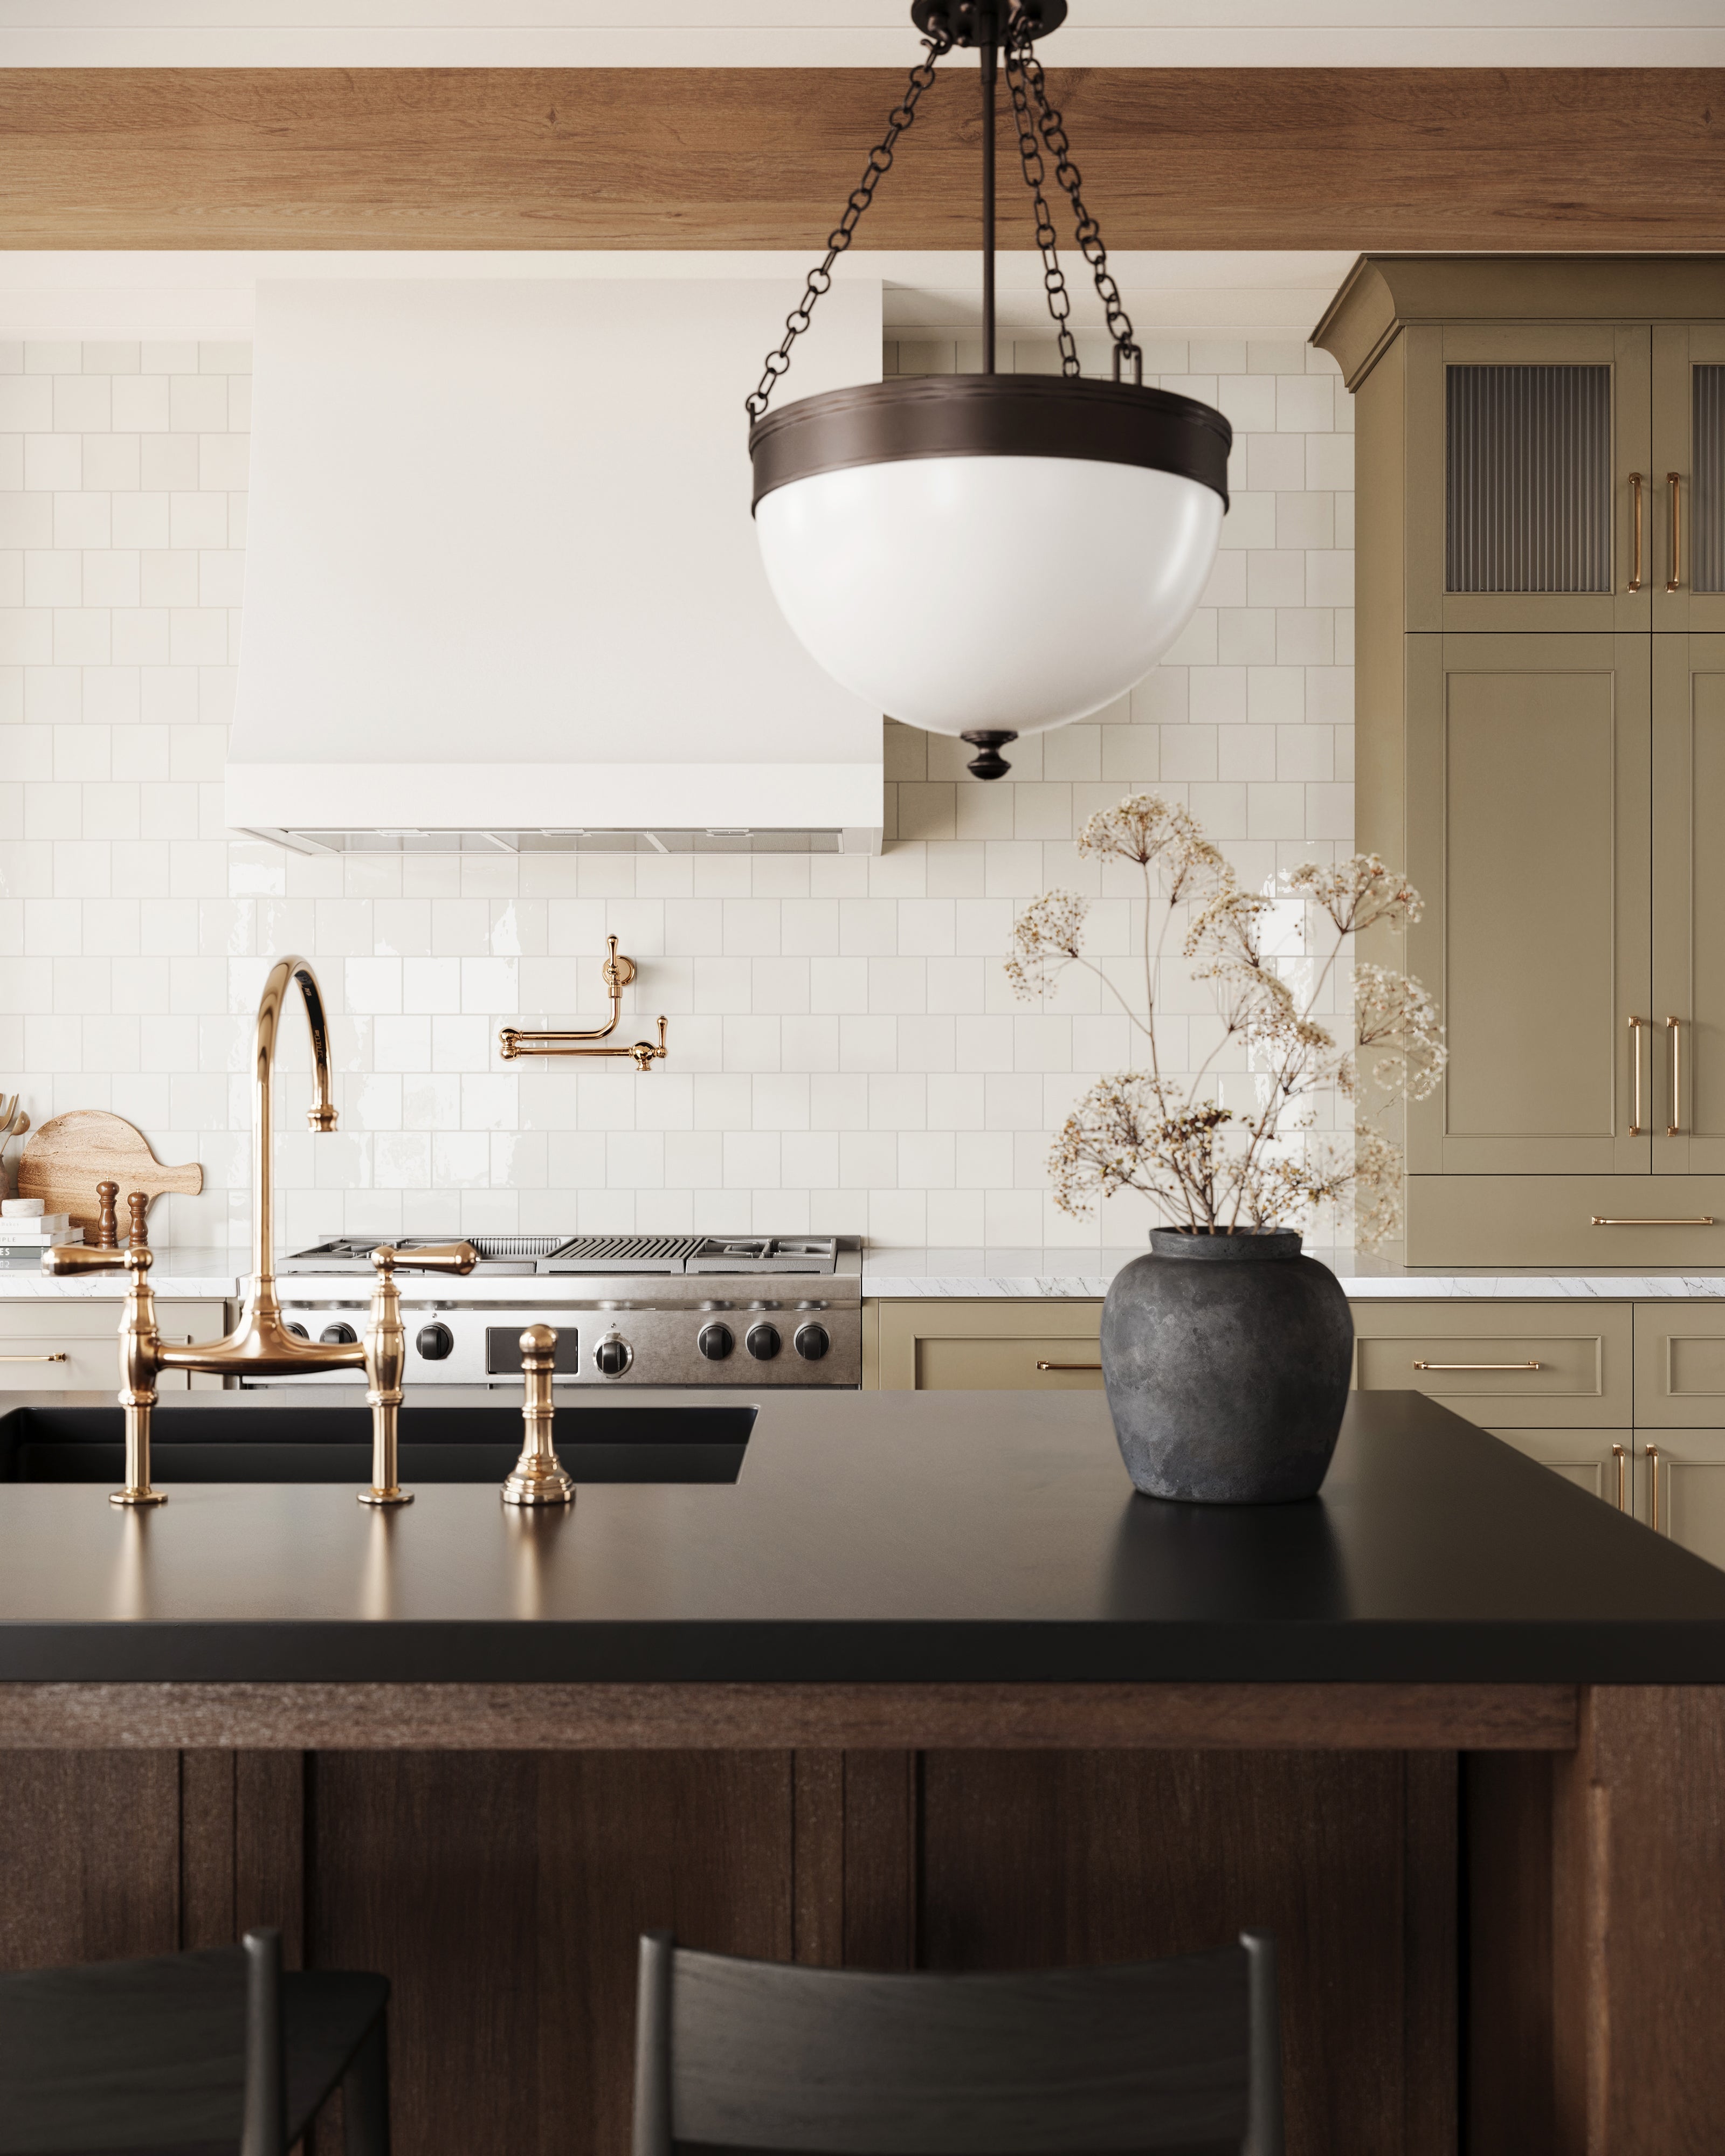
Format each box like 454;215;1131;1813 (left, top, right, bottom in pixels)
632;1927;1282;2156
0;1926;389;2156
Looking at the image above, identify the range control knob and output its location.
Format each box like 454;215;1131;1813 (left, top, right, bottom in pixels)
286;1321;309;1341
416;1322;454;1362
794;1322;830;1362
746;1322;781;1362
698;1323;734;1362
320;1322;358;1346
595;1333;633;1378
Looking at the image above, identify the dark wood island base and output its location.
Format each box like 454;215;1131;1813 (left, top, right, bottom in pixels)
0;1679;1716;2156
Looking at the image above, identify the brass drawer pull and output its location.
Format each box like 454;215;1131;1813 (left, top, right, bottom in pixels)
1648;1442;1665;1533
1591;1216;1714;1227
1668;471;1682;592
1612;1441;1627;1513
0;1352;68;1363
1629;1014;1648;1135
1412;1360;1541;1372
1036;1360;1101;1372
1629;470;1644;591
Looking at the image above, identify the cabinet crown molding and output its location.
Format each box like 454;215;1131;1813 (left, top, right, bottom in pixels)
1314;253;1725;392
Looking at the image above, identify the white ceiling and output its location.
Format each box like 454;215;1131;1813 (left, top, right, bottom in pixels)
0;250;1357;342
0;2;1719;67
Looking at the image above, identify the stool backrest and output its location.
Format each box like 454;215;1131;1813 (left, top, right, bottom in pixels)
633;1931;1281;2156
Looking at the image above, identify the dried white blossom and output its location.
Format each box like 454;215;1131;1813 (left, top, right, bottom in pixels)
1005;792;1447;1247
1287;854;1424;935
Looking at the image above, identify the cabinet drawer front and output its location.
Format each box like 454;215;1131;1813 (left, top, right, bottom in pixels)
1408;1177;1725;1267
1633;1305;1725;1425
0;1301;226;1391
1350;1301;1631;1424
1485;1427;1632;1509
914;1337;1105;1392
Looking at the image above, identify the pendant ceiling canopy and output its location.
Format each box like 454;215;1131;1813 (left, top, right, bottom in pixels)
747;0;1231;778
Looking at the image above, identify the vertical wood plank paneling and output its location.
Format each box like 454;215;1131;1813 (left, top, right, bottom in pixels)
1402;1752;1459;2156
234;1751;306;1968
841;1751;917;1971
920;1750;1427;2156
1554;1687;1725;2155
1464;1752;1556;2156
179;1750;236;1951
0;1752;181;1968
792;1751;844;1967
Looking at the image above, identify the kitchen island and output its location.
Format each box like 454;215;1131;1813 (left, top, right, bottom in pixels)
1;1387;1722;2156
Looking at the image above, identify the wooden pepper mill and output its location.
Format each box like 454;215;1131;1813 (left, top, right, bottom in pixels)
94;1181;119;1250
127;1191;150;1252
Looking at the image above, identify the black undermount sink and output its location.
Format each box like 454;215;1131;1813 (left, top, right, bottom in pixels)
0;1404;755;1486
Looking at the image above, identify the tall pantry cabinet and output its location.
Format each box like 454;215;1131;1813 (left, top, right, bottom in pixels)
1314;257;1725;1266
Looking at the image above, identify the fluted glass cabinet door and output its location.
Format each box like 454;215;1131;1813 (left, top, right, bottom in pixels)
1652;327;1725;630
1403;323;1651;633
1653;636;1725;1173
1406;633;1651;1175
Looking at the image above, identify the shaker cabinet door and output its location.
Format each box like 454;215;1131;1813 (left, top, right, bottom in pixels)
1653;635;1725;1173
1637;1431;1725;1571
1406;633;1652;1177
1651;325;1725;632
1404;322;1651;634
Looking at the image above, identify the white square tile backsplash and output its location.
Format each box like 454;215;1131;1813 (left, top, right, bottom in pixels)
0;331;1353;1268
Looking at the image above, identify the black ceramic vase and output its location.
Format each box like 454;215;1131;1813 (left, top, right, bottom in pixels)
1100;1227;1354;1503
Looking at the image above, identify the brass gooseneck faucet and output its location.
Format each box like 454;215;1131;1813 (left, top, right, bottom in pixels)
45;956;478;1508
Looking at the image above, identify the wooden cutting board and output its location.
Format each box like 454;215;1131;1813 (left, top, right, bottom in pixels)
18;1111;203;1234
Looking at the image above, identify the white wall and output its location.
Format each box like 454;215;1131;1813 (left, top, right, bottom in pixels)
0;328;1354;1267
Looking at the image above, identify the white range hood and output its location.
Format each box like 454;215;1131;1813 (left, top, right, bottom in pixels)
226;278;885;854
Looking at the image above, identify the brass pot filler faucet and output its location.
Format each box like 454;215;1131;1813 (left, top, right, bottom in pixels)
42;955;580;1514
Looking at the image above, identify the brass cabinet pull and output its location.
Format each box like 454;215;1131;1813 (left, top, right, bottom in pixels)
0;1352;68;1363
1668;1014;1683;1136
1612;1441;1627;1512
1591;1216;1714;1227
1668;471;1682;592
1036;1360;1102;1372
1629;470;1644;590
1411;1360;1541;1372
1629;1014;1649;1135
1648;1443;1665;1533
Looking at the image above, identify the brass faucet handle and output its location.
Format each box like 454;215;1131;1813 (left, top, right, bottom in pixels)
44;1243;149;1277
371;1241;480;1276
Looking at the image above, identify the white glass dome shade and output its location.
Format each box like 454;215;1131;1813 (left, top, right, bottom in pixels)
750;374;1231;744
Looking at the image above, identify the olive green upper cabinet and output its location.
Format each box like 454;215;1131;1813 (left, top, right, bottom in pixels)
1406;632;1651;1177
1652;326;1725;630
1653;635;1725;1173
1404;322;1651;633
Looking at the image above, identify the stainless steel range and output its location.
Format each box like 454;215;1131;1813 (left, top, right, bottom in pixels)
264;1234;861;1389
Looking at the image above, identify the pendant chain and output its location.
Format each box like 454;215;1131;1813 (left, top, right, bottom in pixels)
1004;42;1078;378
1009;25;1142;384
744;29;953;420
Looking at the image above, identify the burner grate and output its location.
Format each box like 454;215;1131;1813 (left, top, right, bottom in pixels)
548;1234;707;1263
452;1236;570;1261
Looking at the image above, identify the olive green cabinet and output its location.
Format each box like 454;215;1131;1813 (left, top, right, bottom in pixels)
1486;1427;1633;1510
0;1299;228;1392
1404;633;1650;1181
1317;256;1725;1264
868;1299;1103;1392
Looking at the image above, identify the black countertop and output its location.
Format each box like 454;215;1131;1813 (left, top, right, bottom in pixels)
2;1387;1724;1683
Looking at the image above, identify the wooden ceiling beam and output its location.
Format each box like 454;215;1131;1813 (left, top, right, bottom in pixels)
0;67;1720;252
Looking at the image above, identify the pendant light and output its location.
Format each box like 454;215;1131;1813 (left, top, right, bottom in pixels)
747;0;1231;779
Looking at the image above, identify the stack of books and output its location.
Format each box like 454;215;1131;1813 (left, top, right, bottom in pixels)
0;1213;85;1266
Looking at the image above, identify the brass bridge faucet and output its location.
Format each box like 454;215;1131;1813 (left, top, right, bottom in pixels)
498;935;668;1069
44;955;478;1508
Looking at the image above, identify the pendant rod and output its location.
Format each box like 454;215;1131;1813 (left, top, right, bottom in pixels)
981;18;997;374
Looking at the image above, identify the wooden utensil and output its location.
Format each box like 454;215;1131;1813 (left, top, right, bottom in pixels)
18;1112;203;1234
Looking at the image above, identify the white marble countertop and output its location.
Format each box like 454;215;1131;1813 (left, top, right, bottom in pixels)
11;1249;1725;1303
